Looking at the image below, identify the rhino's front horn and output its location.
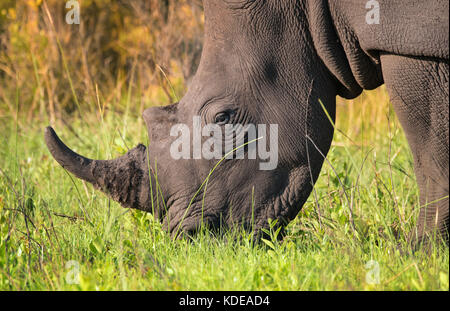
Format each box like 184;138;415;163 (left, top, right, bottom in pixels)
44;127;153;212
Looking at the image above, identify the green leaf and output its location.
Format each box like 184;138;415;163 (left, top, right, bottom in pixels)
89;237;104;255
261;238;275;250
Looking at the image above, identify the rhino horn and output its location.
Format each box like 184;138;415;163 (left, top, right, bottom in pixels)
44;126;152;212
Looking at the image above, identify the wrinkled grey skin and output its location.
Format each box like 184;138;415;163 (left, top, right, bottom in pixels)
45;0;449;245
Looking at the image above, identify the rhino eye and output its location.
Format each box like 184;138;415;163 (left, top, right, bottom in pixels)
214;112;231;125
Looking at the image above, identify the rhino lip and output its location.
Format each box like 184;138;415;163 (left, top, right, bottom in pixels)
162;206;223;238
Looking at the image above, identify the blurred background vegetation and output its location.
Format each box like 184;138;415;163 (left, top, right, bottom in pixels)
0;0;204;122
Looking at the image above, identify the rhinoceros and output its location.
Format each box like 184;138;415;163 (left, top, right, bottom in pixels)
45;0;449;246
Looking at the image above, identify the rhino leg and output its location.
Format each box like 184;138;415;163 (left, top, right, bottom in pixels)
381;54;449;248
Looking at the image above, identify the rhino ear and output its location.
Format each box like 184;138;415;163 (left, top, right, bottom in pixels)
143;103;179;125
143;103;179;141
44;126;152;211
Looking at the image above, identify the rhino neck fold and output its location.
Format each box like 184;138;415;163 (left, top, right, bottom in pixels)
307;0;383;98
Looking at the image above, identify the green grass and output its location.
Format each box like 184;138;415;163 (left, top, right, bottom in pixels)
0;87;448;291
